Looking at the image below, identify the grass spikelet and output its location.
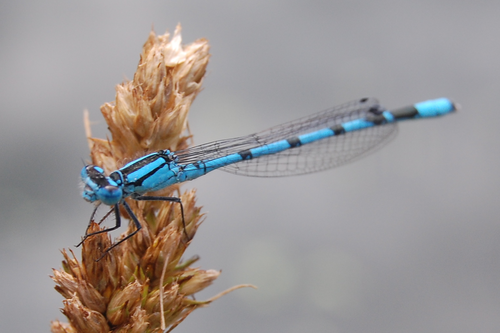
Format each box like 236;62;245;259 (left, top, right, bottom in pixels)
50;24;244;332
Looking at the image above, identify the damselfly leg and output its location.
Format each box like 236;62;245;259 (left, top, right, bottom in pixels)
77;196;188;261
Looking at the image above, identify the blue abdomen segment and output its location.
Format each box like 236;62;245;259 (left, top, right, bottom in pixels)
390;98;457;120
180;155;245;181
414;98;456;117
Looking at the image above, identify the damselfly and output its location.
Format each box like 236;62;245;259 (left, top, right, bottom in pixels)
79;97;457;258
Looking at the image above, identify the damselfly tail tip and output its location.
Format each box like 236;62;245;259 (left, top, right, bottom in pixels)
450;100;461;112
439;97;460;113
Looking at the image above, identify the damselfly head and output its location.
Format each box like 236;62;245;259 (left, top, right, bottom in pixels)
81;165;123;205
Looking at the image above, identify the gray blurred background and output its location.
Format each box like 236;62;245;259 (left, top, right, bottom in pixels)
1;1;498;332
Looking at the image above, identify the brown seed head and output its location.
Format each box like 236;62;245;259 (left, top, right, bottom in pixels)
51;25;236;333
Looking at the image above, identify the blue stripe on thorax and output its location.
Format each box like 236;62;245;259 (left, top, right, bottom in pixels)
120;155;178;194
122;157;167;182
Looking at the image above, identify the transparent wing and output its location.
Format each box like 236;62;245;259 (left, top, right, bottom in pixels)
174;97;398;177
